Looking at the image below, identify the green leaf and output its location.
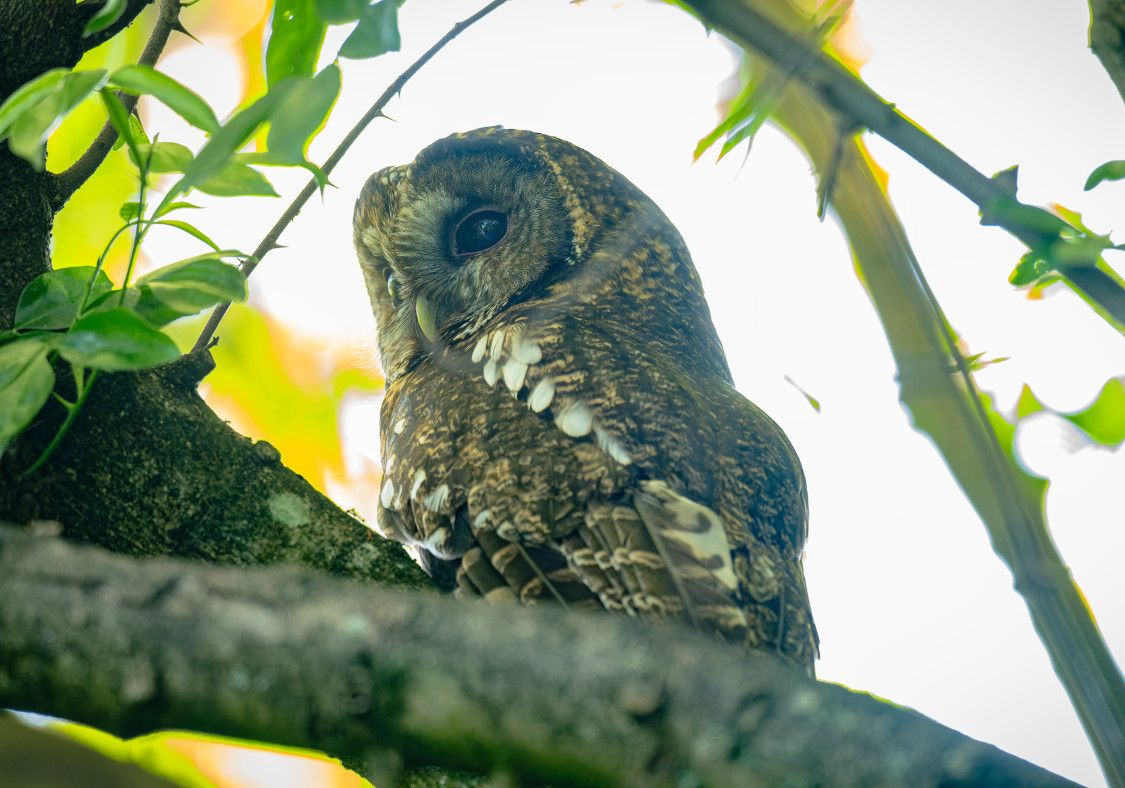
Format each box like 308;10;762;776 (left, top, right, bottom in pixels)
128;141;194;173
266;0;328;85
111;113;147;152
338;0;400;59
1015;384;1045;420
236;152;331;193
100;88;140;160
266;64;341;163
161;86;292;208
88;287;183;327
316;0;369;23
109;65;220;133
1064;377;1125;447
7;69;108;170
58;309;180;371
152;219;221;251
136;256;248;313
1008;251;1051;287
83;0;128;36
153;201;202;219
1084;160;1125;191
0;69;68;139
0;340;55;457
15;267;114;330
197;161;278;197
119;201;141;221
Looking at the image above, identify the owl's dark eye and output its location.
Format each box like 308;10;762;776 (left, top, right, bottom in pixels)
452;209;508;256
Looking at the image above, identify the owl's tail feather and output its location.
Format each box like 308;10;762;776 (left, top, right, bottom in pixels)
473;529;601;608
632;480;750;641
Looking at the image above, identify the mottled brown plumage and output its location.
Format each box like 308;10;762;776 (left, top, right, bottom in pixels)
353;127;817;673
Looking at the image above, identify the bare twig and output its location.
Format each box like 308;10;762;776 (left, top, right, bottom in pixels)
1089;0;1125;102
77;0;155;52
190;0;513;354
0;524;1075;787
51;0;180;208
684;0;1125;333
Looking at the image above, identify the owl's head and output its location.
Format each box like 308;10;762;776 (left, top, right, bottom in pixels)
353;127;728;384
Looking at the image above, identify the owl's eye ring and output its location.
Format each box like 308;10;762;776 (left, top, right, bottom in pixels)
451;208;509;257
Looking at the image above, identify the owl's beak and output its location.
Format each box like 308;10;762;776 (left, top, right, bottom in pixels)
414;295;439;343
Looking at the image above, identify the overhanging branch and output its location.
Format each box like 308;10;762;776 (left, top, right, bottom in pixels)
0;524;1073;787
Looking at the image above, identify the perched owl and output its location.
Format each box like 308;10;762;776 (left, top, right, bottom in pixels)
353;127;817;674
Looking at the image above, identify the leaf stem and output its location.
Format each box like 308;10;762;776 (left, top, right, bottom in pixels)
21;369;100;478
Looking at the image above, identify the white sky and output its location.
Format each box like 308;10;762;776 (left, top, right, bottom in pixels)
141;1;1123;784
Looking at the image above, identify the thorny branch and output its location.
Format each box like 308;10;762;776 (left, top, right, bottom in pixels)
190;0;514;354
51;0;180;207
684;0;1125;333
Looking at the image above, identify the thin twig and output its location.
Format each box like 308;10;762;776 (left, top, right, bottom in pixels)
51;0;180;208
684;0;1125;332
77;0;155;52
190;0;514;354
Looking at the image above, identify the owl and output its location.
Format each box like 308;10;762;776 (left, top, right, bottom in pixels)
353;127;817;674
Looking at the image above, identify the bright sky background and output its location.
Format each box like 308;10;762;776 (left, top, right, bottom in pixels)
139;1;1123;784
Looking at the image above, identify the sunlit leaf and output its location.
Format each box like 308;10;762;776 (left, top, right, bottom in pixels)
83;0;128;36
59;309;180;371
236;152;331;192
197;161;278;197
110;64;220;133
7;70;108;170
1015;384;1045;419
119;201;141;221
266;0;327;85
1084;160;1125;191
14;267;114;330
980;197;1069;235
0;340;55;456
266;64;341;163
152;219;222;251
1065;377;1125;447
99;88;139;160
162;86;292;208
1008;251;1050;287
110;113;147;152
128;141;193;173
136;256;247;314
0;69;69;139
316;0;369;23
153;201;202;219
338;0;399;59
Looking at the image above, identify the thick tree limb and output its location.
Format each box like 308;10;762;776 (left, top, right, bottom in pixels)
1089;0;1125;102
0;524;1074;787
52;0;180;208
0;351;429;589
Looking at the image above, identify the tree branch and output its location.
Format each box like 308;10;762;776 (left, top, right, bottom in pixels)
1089;0;1125;102
0;352;431;591
77;0;156;52
0;524;1075;787
51;0;180;208
191;0;514;353
682;0;1125;333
